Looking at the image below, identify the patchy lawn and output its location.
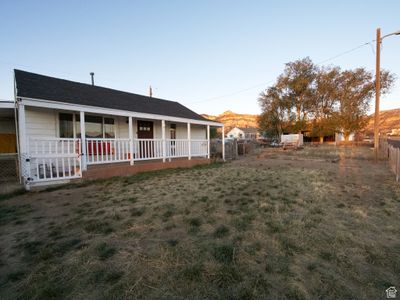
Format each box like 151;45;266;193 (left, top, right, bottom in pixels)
0;146;399;299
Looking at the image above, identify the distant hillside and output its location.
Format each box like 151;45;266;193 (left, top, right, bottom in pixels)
202;111;259;132
363;108;400;136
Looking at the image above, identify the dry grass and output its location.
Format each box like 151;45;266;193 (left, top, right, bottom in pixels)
0;146;399;299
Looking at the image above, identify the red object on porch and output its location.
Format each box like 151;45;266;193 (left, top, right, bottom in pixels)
87;141;112;155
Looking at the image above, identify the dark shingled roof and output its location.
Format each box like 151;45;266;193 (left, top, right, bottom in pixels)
14;69;209;122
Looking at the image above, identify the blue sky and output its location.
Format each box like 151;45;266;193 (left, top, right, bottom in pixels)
0;0;399;115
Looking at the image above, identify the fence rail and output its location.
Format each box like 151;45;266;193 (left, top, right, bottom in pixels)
86;138;130;165
28;138;82;182
380;138;400;182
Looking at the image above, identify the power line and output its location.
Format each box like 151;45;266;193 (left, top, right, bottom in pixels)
316;40;374;64
189;40;375;104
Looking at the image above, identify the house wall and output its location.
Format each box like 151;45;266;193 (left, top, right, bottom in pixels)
25;107;57;139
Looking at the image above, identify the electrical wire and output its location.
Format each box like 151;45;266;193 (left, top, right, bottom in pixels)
189;40;375;104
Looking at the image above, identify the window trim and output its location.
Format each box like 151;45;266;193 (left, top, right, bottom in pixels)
58;112;116;139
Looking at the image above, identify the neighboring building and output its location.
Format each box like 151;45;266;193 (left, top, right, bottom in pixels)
1;70;224;189
0;101;16;153
335;132;355;142
226;127;260;140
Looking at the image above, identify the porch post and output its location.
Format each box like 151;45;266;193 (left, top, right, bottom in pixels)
207;125;210;159
17;102;28;187
187;123;191;160
80;111;87;171
18;103;27;156
129;116;134;165
222;125;225;161
162;120;166;162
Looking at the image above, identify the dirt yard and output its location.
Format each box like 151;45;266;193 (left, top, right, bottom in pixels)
0;145;399;299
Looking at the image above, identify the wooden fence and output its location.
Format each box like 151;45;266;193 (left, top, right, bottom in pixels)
379;138;400;182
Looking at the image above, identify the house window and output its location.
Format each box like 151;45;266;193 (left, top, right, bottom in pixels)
104;118;115;138
61;113;115;138
84;115;103;138
59;113;73;138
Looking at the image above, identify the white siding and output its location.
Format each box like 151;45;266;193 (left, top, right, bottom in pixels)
25;107;57;139
191;124;206;139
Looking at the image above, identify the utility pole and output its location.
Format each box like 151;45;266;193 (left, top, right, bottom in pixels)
373;28;400;162
374;28;381;162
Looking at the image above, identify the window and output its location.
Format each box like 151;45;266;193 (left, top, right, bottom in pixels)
84;115;102;138
60;113;115;138
59;113;73;138
104;118;115;138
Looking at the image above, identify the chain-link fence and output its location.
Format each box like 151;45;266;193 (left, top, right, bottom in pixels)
379;138;400;182
0;153;19;183
210;139;261;160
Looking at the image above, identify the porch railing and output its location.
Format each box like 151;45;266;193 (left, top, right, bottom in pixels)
26;138;209;182
191;140;208;157
27;138;82;182
166;139;189;158
86;138;130;165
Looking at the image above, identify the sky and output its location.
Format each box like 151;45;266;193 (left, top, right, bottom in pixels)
0;0;399;116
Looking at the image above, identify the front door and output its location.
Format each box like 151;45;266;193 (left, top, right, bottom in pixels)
137;121;154;158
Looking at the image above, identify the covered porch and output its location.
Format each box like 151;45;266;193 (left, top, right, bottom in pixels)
19;104;224;187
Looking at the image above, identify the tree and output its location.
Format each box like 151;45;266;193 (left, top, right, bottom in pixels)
333;68;395;141
258;86;291;138
309;66;341;142
258;57;395;141
277;57;317;132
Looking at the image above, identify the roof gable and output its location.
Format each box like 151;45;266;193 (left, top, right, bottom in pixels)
14;70;208;122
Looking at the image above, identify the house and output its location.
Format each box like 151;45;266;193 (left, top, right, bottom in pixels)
2;70;224;189
226;127;260;140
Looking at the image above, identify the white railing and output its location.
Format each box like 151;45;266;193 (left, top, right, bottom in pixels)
190;140;208;157
134;139;164;160
26;138;210;183
27;138;82;182
86;138;130;165
166;139;189;158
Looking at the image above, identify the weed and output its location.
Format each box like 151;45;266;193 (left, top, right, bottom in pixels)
83;219;113;234
95;242;117;260
130;206;146;217
232;214;254;232
213;244;235;264
213;265;242;287
167;239;179;247
213;225;230;238
92;268;123;284
179;263;203;281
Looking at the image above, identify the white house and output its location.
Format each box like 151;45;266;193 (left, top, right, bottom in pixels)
2;70;224;189
227;127;260;140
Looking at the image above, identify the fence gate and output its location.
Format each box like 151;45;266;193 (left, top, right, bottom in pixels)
26;138;82;184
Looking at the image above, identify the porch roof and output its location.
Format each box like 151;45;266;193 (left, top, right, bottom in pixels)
15;70;212;123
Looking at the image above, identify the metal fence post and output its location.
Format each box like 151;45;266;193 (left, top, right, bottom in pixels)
397;147;399;182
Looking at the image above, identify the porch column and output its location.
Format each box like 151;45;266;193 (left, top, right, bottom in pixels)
207;125;210;159
17;102;28;186
80;111;87;171
129;116;134;165
187;123;191;160
222;125;225;161
162;120;166;162
18;103;27;156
